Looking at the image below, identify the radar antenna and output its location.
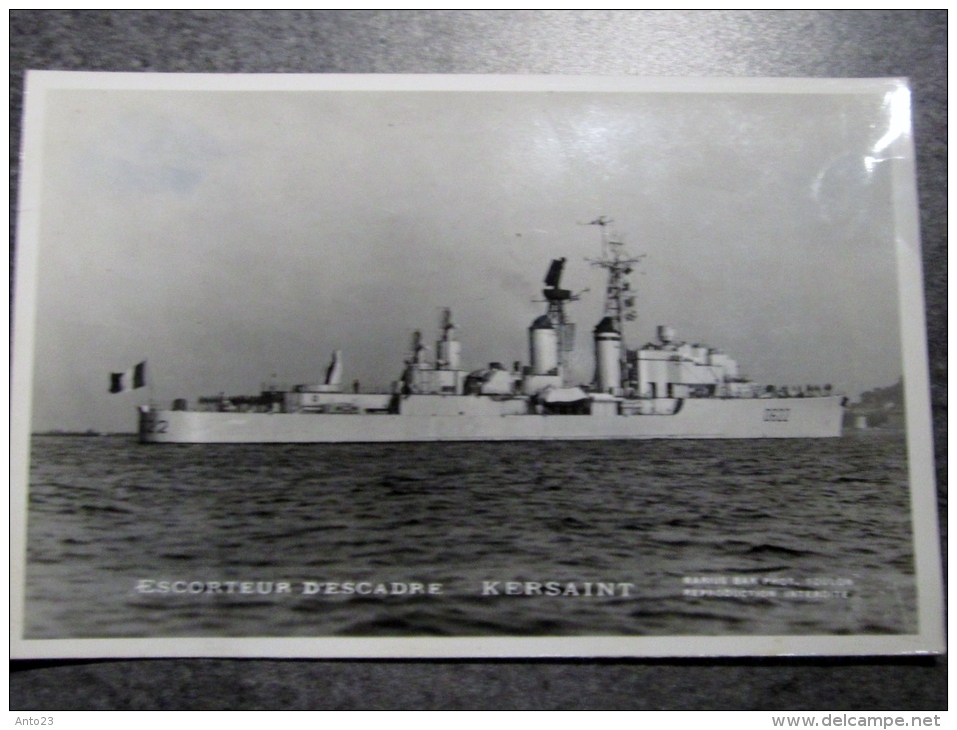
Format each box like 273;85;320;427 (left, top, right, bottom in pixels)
538;257;580;373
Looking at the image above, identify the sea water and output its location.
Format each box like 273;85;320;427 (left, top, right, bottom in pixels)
23;432;917;638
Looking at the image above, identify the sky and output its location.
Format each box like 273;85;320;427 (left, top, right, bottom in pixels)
18;78;915;433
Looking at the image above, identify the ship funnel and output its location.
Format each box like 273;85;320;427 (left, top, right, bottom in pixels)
324;350;343;386
594;317;622;394
436;307;461;370
529;315;559;376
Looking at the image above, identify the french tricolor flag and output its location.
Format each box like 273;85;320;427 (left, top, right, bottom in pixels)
109;361;147;394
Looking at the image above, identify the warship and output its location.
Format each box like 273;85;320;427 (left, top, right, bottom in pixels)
139;221;844;443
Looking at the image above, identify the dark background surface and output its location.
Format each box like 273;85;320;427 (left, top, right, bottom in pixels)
10;10;946;710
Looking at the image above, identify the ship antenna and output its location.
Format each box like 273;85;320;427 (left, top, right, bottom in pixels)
585;216;644;363
588;216;614;260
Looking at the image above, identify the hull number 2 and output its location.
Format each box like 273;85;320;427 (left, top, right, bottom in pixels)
763;408;790;422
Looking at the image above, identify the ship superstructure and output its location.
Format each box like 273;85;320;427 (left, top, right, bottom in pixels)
139;222;844;443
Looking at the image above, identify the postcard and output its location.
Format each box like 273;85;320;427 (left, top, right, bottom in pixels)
10;73;943;658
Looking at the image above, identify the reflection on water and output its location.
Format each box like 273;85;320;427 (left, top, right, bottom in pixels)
24;432;916;638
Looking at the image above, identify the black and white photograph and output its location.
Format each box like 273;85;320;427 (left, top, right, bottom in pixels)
10;73;943;659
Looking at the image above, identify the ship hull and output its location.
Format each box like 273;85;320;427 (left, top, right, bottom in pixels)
140;396;844;443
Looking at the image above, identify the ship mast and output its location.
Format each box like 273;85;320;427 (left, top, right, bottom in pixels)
587;217;643;375
541;257;580;376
